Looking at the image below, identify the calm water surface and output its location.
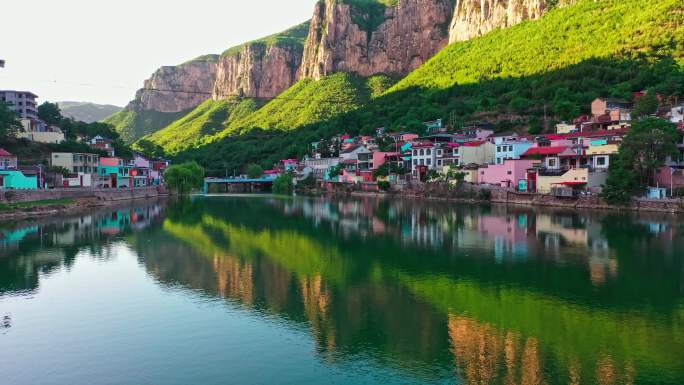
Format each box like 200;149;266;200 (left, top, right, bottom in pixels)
1;196;683;385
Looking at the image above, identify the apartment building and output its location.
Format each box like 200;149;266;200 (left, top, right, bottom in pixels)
0;90;38;119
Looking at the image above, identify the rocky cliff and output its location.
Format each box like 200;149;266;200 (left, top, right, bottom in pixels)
300;0;454;79
212;44;303;100
128;57;218;113
211;22;310;100
448;0;554;43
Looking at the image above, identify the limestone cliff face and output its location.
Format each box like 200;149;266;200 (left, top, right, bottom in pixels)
448;0;552;43
129;59;217;113
300;0;454;79
212;43;303;100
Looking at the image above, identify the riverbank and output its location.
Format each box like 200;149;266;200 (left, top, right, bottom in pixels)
321;182;684;214
0;186;169;221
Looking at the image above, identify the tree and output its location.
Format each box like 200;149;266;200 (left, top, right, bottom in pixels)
272;173;294;195
164;162;205;194
633;92;659;118
602;118;679;203
0;101;20;139
135;139;166;158
37;102;62;125
246;163;264;179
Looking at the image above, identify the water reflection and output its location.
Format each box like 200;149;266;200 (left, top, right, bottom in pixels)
0;199;166;295
1;196;683;384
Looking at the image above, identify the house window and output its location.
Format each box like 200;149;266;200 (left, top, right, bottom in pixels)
426;149;431;156
496;158;502;164
419;149;424;156
436;149;442;156
437;160;442;166
413;150;417;156
548;158;557;167
597;157;607;166
507;171;512;175
427;159;432;166
419;159;424;165
413;159;417;166
497;146;502;152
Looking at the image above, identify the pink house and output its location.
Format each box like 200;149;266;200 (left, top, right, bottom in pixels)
373;152;400;170
478;159;537;188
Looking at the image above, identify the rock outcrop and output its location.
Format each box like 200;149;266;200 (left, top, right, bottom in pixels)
129;58;218;113
212;43;303;100
448;0;552;43
299;0;454;79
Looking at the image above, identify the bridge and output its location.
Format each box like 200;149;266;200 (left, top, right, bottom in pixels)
203;175;278;194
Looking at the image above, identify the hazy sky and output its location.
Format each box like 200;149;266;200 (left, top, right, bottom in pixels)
0;0;315;106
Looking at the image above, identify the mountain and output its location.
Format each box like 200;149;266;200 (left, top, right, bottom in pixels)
57;101;122;123
114;0;553;144
152;0;682;173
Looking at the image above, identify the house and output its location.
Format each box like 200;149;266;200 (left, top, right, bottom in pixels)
491;137;533;165
655;167;684;196
90;136;115;157
304;157;341;179
585;140;619;169
478;159;538;188
373;152;401;172
411;143;437;177
458;127;494;141
533;168;607;194
97;157;133;188
458;141;495;166
18;119;65;144
556;123;577;134
340;146;373;183
670;104;684;125
51;152;99;187
522;146;581;170
0;90;38;119
0;149;17;170
0;170;38;190
591;98;632;121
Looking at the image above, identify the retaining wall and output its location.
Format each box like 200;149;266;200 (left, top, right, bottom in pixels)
0;186;168;204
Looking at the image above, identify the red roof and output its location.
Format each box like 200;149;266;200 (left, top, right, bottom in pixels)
556;181;587;186
463;140;486;147
523;146;568;156
0;148;13;157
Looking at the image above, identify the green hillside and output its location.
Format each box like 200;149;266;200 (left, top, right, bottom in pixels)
157;0;683;174
144;98;261;154
103;108;191;143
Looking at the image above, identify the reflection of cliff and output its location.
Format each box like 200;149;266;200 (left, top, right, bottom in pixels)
159;215;450;371
403;273;684;381
158;199;684;384
448;315;637;385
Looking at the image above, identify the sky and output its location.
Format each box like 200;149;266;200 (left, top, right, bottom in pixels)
0;0;315;107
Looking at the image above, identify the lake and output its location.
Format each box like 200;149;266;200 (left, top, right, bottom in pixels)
1;196;683;385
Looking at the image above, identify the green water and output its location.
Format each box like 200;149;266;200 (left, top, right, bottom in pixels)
1;196;683;385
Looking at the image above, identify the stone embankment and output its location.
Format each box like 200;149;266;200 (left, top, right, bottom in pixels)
0;186;168;204
0;186;169;221
323;181;684;214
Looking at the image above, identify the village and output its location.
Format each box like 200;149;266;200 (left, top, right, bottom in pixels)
207;94;684;202
0;90;169;193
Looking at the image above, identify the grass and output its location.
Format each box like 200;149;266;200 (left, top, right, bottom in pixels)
0;198;75;212
221;21;311;57
103;108;192;144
